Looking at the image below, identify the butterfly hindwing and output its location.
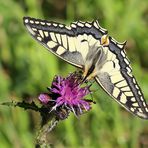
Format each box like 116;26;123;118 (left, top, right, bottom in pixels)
95;38;148;119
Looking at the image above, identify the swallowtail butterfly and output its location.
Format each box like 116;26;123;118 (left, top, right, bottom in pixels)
23;17;148;119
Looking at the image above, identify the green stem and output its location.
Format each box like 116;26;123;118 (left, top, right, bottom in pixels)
36;118;59;148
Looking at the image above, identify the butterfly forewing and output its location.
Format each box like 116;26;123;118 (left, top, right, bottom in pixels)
23;17;106;68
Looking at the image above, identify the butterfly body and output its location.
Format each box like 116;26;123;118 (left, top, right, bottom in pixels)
23;17;148;119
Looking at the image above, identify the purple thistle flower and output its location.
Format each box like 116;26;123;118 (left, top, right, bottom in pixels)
38;72;94;119
38;93;51;104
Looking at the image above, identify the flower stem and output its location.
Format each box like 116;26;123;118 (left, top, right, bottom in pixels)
36;117;59;147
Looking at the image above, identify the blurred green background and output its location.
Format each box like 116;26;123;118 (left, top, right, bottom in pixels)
0;0;148;147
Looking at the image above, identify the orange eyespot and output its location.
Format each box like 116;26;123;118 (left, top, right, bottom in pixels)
101;35;109;46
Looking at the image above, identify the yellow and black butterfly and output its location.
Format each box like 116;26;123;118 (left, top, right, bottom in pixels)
23;17;148;119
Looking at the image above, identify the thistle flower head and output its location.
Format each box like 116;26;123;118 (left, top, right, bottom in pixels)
39;72;93;119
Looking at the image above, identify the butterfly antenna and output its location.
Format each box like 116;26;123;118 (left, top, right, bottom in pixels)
87;80;95;101
79;76;89;87
81;75;87;84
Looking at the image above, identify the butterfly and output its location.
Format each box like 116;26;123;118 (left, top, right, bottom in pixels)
23;16;148;119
